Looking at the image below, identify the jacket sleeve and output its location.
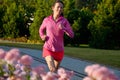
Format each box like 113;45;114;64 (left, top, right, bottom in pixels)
63;19;74;38
39;18;47;40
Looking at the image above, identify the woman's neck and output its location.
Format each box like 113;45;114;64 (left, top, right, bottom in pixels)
53;14;60;22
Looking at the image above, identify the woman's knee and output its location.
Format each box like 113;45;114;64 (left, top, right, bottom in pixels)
45;56;56;72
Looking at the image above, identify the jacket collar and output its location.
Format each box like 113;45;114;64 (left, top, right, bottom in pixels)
49;15;64;22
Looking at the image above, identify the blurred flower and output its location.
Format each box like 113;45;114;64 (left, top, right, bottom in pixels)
85;64;100;76
57;68;74;80
5;48;20;64
7;76;26;80
0;48;74;80
19;55;33;66
0;49;6;59
9;48;20;61
84;64;119;80
1;48;120;80
41;72;59;80
83;76;93;80
32;64;46;75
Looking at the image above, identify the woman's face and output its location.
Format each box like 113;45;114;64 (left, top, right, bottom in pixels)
52;2;63;16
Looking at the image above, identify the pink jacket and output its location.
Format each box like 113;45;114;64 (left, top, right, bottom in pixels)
39;15;74;52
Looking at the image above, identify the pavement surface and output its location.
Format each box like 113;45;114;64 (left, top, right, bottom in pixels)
0;46;120;80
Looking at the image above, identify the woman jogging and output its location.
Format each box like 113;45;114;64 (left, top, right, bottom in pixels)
39;0;74;72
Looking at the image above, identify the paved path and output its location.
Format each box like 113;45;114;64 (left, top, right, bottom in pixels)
0;46;120;80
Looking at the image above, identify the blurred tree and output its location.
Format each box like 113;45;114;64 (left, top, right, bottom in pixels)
88;0;120;49
29;0;52;40
65;8;93;46
2;1;19;38
16;4;28;37
63;0;75;17
67;9;80;24
78;8;94;44
0;4;5;37
72;8;93;45
16;0;36;38
75;0;102;11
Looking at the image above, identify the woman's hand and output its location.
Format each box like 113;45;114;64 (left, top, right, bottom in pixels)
58;23;65;30
41;35;49;41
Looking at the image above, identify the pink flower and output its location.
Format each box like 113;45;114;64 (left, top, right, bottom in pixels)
85;64;100;76
94;69;119;80
5;52;15;64
5;48;20;64
99;73;119;80
57;68;74;80
0;48;6;59
47;72;59;79
9;48;20;62
9;48;20;59
92;66;110;79
15;63;22;70
83;76;93;80
15;76;26;80
57;68;66;75
66;70;74;79
84;64;119;80
7;76;26;80
41;74;53;80
32;65;46;75
58;73;68;80
1;49;76;79
41;72;59;80
19;55;33;66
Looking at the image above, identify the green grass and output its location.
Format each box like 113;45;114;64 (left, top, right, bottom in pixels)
64;47;120;69
0;42;120;69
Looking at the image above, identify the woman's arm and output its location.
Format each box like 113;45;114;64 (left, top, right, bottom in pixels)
59;19;74;38
39;18;47;41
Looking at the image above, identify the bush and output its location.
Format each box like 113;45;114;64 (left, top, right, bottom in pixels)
88;0;120;49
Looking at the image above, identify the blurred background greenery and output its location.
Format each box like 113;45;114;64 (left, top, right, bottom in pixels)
0;0;120;49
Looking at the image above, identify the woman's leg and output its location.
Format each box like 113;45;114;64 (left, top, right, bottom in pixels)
45;56;56;72
54;60;61;71
45;56;61;72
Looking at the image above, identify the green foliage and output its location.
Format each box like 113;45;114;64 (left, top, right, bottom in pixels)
16;4;28;37
67;9;81;24
63;0;75;17
65;8;93;46
74;0;102;11
88;0;120;49
1;0;119;50
29;0;52;40
0;4;6;37
78;8;94;44
2;2;19;38
75;0;81;9
2;0;29;38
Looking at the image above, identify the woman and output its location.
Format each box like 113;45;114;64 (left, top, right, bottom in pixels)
39;0;74;72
